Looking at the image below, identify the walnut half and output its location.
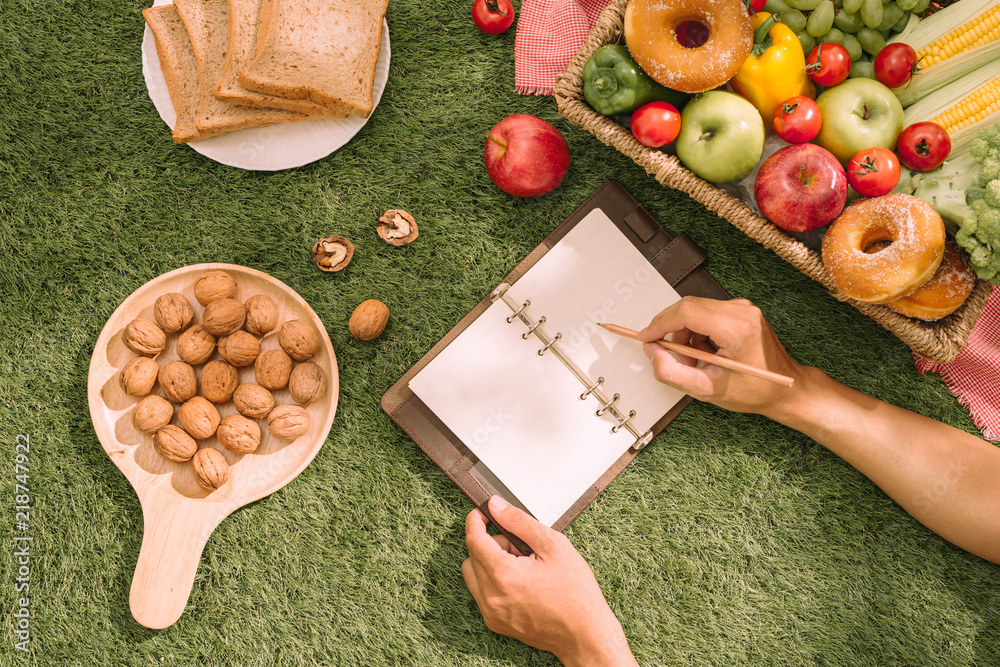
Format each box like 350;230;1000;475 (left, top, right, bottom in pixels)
377;209;418;246
311;236;354;272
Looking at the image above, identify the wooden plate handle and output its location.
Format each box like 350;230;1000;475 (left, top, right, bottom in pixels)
129;493;228;629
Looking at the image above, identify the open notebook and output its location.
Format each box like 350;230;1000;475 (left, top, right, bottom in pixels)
382;181;728;544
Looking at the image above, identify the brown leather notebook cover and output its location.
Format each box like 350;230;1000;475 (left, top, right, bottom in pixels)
381;180;728;553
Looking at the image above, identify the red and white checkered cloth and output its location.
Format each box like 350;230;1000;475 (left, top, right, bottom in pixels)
514;0;612;95
915;285;1000;441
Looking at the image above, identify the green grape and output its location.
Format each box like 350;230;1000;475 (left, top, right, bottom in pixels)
780;9;808;32
877;2;904;30
796;29;817;56
856;26;886;54
842;32;863;60
807;1;836;36
764;0;793;11
850;60;876;78
818;27;845;44
834;0;843;7
881;0;892;5
787;0;823;10
896;0;918;10
891;12;911;32
844;0;864;12
860;0;883;28
910;0;930;13
834;9;865;33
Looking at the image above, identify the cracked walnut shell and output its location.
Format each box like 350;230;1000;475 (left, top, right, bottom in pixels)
217;414;262;454
203;298;246;337
154;425;197;463
158;360;197;404
349;300;389;341
194;270;237;306
133;394;173;433
218;331;260;367
176;325;217;365
192;447;229;491
178;396;221;440
201;360;239;404
278;319;320;361
255;349;292;391
123;318;166;357
233;383;275;419
120;356;159;397
289;362;327;406
377;209;419;246
153;293;195;333
244;294;278;337
266;404;311;442
311;236;354;272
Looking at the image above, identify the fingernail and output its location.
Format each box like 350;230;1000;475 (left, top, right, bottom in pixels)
642;343;654;360
489;495;509;513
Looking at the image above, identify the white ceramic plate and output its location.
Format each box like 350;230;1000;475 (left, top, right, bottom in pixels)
141;0;391;171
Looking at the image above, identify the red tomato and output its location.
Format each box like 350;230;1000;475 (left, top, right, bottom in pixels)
847;147;901;197
747;0;767;13
806;43;851;87
897;122;951;172
473;0;515;35
630;101;682;148
773;96;823;144
874;43;919;89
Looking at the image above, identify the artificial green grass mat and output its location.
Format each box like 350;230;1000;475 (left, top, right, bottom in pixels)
1;0;998;664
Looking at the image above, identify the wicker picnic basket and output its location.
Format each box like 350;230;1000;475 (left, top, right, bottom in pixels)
553;0;992;364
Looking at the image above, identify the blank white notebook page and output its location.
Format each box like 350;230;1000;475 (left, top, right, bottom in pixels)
408;208;685;527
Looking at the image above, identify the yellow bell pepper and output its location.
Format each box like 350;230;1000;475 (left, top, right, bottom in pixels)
730;12;816;128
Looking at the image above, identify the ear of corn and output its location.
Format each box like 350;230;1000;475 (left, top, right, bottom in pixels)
903;60;1000;155
891;0;1000;64
892;40;1000;107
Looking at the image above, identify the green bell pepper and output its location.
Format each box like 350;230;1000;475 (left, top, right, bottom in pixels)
582;45;688;116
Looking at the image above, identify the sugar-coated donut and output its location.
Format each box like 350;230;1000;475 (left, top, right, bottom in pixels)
623;0;753;94
886;240;976;321
821;193;945;304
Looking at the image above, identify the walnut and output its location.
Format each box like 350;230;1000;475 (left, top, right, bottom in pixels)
158;361;197;404
153;425;197;463
255;349;292;390
123;318;166;357
218;331;260;367
278;319;320;361
266;404;311;442
203;298;246;337
120;356;159;397
233;383;275;419
153;293;195;333
216;414;262;454
133;394;173;433
289;362;327;406
194;270;237;306
244;294;278;337
177;396;221;440
192;447;229;491
200;360;239;404
311;235;354;272
348;300;390;341
176;325;217;365
377;209;419;246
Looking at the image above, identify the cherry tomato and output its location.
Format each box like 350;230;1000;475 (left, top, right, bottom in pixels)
806;43;851;87
874;43;919;89
847;147;901;197
747;0;767;13
630;101;682;148
473;0;515;35
897;121;951;172
773;96;823;144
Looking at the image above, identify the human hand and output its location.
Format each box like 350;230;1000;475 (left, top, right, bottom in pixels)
638;297;809;418
462;495;637;667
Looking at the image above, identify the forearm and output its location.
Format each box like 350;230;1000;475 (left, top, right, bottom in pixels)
558;612;638;667
770;366;1000;563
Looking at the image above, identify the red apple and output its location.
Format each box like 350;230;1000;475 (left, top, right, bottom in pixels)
754;144;847;233
484;114;571;197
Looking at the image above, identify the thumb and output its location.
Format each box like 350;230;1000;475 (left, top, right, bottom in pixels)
488;495;556;554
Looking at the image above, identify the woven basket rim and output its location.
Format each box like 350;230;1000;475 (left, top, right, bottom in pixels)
553;0;990;364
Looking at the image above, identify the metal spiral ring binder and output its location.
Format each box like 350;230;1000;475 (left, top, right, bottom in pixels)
490;283;654;450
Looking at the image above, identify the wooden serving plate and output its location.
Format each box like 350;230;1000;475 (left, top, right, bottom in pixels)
87;263;338;629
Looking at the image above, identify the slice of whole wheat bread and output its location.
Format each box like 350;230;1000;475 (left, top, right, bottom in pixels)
216;0;347;118
238;0;388;119
173;0;306;135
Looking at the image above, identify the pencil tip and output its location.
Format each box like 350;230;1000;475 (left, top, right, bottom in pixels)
596;322;605;327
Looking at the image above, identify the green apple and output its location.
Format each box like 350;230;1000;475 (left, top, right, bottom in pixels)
676;91;765;184
815;78;904;164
